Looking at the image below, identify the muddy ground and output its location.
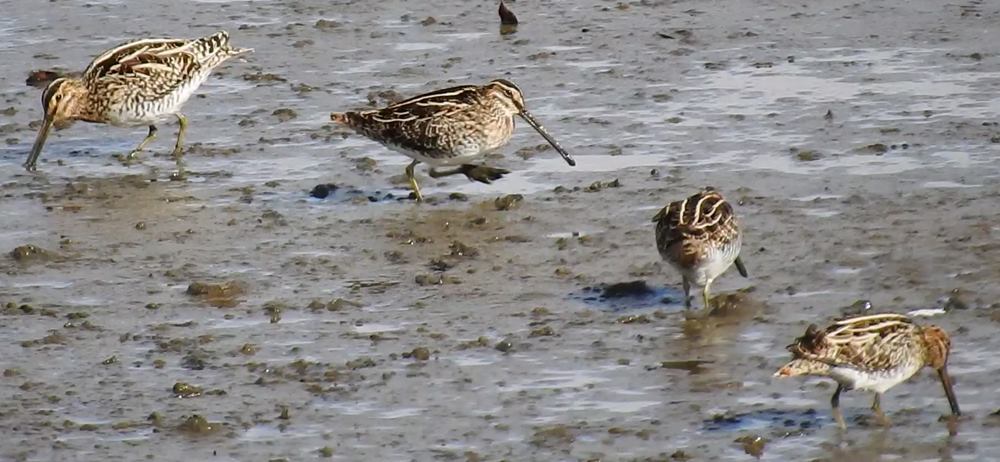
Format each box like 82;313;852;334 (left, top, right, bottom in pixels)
2;0;999;460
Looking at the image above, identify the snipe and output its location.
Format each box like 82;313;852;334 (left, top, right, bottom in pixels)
653;187;748;309
331;78;575;202
25;31;251;172
775;313;961;429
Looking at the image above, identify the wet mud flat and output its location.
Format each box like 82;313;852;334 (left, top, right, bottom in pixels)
2;0;1000;460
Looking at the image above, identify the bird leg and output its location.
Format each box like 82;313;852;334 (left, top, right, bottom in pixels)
429;165;510;184
126;125;157;162
405;160;423;202
702;281;713;310
871;393;891;427
831;384;847;430
171;113;188;159
682;277;692;309
735;255;749;277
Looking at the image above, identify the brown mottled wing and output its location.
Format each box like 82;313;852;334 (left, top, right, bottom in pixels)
382;84;481;114
83;37;213;102
791;314;916;372
83;38;192;80
653;202;686;251
342;85;482;157
654;190;729;250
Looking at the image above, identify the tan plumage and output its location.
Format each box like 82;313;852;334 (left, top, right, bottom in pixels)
330;79;574;202
653;187;747;309
25;31;252;172
775;313;961;429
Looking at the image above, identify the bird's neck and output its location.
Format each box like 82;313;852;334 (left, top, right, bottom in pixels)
63;81;101;123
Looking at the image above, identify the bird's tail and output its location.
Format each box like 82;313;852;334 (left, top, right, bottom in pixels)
196;31;253;66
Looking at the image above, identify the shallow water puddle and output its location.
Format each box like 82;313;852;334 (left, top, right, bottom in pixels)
574;280;684;311
702;408;827;432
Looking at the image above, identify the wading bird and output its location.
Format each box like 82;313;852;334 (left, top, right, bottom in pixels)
25;31;251;172
653;187;748;309
775;313;961;429
331;79;575;202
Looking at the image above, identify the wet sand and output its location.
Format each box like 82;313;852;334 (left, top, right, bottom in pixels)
2;0;999;460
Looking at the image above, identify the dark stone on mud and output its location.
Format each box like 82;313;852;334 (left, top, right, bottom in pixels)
242;72;287;83
314;19;341;30
272;108;297;122
494;194;523;211
529;326;555;337
187;281;245;303
26;69;67;88
585;178;622;192
670;450;692;461
177;415;219;434
428;258;454;272
616;314;650;324
449;240;478;257
735;435;768;458
353;156;377;172
346;356;376;369
943;288;970;311
840;299;873;316
494;339;514;353
172;382;203;398
601;280;654;299
408;347;431;360
181;353;208;370
310;183;339;199
10;244;53;262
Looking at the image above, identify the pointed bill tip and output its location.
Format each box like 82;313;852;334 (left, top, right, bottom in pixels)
517;110;575;167
25;116;53;172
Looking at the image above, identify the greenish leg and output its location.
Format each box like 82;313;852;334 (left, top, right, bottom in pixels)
832;384;847;430
171;113;188;159
871;393;891;427
682;277;691;309
405;160;423;202
702;282;712;310
126;125;157;162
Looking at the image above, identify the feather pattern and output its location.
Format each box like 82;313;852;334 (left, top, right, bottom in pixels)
653;187;746;308
329;78;573;201
784;314;922;376
336;83;515;164
79;31;251;125
24;31;251;172
775;313;961;428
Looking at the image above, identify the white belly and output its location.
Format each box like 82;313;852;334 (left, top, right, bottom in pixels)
829;363;921;394
672;238;741;287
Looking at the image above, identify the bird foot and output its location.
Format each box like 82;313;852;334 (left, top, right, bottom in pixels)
120;150;143;166
461;165;510;184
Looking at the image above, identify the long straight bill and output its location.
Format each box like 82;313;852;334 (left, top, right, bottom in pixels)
938;367;961;416
25;116;53;172
518;109;575;167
